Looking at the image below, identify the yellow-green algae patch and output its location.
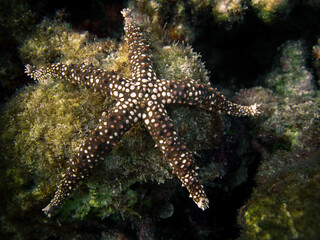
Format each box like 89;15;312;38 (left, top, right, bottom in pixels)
239;150;320;240
20;18;117;68
235;40;320;240
0;81;107;214
251;0;290;23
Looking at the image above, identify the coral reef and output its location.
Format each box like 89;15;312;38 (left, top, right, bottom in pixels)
128;0;197;42
212;0;245;23
0;8;222;238
1;0;320;239
239;150;320;239
235;40;320;239
265;41;315;97
250;0;292;23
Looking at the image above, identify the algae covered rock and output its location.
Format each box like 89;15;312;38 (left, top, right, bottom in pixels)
250;0;292;23
0;81;106;238
312;37;320;83
236;40;320;239
238;149;320;240
266;41;315;97
0;9;222;238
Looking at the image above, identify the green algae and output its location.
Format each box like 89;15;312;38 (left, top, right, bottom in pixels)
250;0;291;23
0;81;106;206
20;17;117;69
0;81;107;238
155;43;210;83
239;151;320;240
236;40;320;239
266;41;315;97
129;0;297;36
235;41;318;151
212;0;245;23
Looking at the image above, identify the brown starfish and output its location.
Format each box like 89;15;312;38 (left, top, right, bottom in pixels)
25;8;259;216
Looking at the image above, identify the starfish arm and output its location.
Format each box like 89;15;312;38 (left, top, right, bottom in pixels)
142;103;209;210
161;79;260;117
25;63;123;95
211;99;260;117
122;8;156;82
42;103;138;216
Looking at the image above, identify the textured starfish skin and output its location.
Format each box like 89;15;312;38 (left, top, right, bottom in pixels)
25;8;259;216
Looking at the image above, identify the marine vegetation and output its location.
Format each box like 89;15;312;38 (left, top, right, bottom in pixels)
235;40;320;239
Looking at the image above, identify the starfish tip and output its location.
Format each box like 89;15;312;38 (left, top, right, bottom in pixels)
197;197;209;211
42;205;53;217
24;64;34;74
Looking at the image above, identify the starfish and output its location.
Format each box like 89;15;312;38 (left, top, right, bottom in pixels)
25;8;259;217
